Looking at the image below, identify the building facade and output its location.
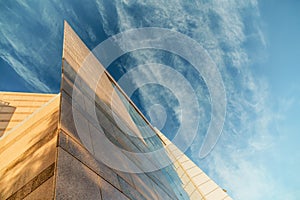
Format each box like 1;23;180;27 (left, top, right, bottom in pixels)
0;22;231;200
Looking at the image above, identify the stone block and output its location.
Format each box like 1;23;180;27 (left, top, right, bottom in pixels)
55;147;102;199
99;178;129;200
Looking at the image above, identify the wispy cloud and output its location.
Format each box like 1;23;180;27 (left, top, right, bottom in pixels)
187;1;280;199
94;0;284;199
0;1;62;92
201;78;279;199
0;0;103;92
1;55;50;92
208;149;276;199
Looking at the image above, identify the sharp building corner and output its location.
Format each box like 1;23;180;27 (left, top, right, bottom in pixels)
0;21;232;200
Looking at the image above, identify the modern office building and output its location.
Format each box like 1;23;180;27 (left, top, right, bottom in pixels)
0;22;231;200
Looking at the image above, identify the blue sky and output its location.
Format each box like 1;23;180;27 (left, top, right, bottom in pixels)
257;0;300;197
1;0;299;199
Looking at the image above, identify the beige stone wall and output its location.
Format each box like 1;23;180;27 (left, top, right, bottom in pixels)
157;130;232;200
0;94;59;199
0;92;56;136
62;21;144;140
58;21;187;199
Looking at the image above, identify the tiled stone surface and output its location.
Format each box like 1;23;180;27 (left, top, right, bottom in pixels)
150;181;173;200
59;90;83;143
145;171;178;200
55;147;102;199
224;196;233;200
63;22;143;140
99;178;129;200
116;171;135;189
23;176;55;200
0;95;59;170
184;180;197;195
198;180;219;196
190;190;204;200
0;96;59;200
155;129;231;199
58;131;164;200
118;176;146;200
194;173;210;186
7;164;55;200
186;166;203;178
58;131;120;190
0;92;56;135
60;64;147;155
205;188;228;200
130;173;158;200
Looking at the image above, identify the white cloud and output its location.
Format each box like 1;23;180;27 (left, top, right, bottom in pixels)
0;1;62;92
208;150;277;199
0;0;102;92
1;55;51;92
94;0;285;199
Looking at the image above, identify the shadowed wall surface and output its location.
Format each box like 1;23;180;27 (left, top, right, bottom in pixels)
0;93;59;199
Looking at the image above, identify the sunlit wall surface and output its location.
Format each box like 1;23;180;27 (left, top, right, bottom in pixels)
60;21;190;199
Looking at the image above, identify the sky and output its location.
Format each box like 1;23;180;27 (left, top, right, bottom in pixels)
0;0;300;199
